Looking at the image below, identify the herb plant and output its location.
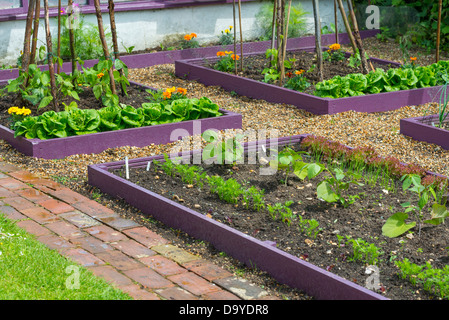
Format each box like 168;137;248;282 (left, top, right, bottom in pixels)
267;201;295;226
396;258;449;299
343;235;384;265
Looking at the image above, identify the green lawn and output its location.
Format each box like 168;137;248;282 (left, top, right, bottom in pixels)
0;213;132;300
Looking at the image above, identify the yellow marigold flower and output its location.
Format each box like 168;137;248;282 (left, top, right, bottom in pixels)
184;34;192;41
177;87;187;95
231;54;240;61
225;51;233;55
229;26;233;30
97;72;104;79
225;29;230;34
216;51;226;57
21;108;31;116
8;107;19;114
166;87;176;93
162;91;171;99
190;33;197;38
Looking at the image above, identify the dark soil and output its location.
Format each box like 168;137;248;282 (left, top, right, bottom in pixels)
418;116;449;131
115;143;449;300
204;49;397;95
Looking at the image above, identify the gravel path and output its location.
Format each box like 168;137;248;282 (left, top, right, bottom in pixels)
1;36;448;300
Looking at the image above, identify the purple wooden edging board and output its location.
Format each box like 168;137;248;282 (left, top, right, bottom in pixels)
87;133;389;300
175;52;446;115
400;114;449;150
0;81;242;159
0;30;379;83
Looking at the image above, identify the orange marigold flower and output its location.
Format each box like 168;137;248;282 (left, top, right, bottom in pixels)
97;72;105;79
410;57;417;61
329;43;341;51
184;34;192;41
177;87;187;95
166;87;176;93
231;54;240;61
216;51;226;57
162;91;172;99
190;33;197;38
295;69;305;75
286;72;293;78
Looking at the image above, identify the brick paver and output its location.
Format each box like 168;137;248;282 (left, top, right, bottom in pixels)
0;164;280;300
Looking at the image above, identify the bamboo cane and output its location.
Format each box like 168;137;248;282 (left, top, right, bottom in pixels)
238;0;243;71
233;0;237;75
436;0;442;63
57;0;61;73
279;0;292;86
270;0;277;67
22;0;36;74
30;0;40;65
93;0;116;95
346;0;369;74
108;0;125;95
336;0;357;54
312;0;323;82
334;0;339;43
43;0;59;112
67;0;77;76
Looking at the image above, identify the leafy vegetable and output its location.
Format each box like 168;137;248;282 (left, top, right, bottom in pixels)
66;106;101;135
35;111;69;140
98;105;123;131
314;60;449;99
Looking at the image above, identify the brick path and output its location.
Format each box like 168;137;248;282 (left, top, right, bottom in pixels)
0;162;280;300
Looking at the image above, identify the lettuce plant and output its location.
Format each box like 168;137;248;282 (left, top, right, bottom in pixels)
35;111;70;140
66;104;101;135
314;60;449;98
98;105;123;131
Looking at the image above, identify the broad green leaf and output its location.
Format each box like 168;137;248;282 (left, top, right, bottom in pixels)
38;96;53;110
317;181;339;203
424;203;449;225
382;212;416;238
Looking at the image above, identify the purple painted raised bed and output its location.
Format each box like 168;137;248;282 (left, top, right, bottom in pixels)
0;30;379;83
87;133;389;300
175;51;445;115
0;81;242;159
400;114;449;150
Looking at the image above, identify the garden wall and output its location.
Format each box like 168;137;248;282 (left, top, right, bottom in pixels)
0;0;352;66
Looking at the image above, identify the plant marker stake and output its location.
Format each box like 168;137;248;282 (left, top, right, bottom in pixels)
146;161;151;171
125;157;129;179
